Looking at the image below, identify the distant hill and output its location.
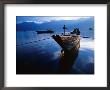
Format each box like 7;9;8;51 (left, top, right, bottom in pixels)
16;18;94;38
16;22;40;31
16;20;76;31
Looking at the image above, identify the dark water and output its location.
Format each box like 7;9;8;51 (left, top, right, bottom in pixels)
16;31;94;74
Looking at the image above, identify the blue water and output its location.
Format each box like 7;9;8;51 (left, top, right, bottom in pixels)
16;31;94;74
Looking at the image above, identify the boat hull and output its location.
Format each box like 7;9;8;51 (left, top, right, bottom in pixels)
52;35;80;52
36;31;54;34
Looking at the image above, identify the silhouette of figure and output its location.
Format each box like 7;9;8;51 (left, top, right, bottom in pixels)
72;28;80;35
76;28;80;35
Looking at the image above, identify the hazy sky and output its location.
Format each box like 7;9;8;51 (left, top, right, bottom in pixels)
16;16;93;24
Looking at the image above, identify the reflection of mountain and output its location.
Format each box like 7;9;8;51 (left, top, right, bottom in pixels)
16;18;94;37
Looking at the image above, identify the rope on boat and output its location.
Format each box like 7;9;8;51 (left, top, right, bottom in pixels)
16;37;51;46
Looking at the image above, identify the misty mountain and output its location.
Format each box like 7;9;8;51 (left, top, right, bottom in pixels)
17;18;93;30
16;18;94;37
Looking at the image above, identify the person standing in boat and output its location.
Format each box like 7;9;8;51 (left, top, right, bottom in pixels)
76;28;80;35
73;28;80;35
71;28;80;35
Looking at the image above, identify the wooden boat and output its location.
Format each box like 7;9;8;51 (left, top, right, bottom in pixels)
52;34;80;57
52;25;80;56
52;25;80;73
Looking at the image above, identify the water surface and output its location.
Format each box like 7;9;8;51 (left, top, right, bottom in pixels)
16;31;94;74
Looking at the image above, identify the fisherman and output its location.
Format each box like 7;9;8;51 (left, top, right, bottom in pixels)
72;28;80;35
76;28;80;35
73;28;77;34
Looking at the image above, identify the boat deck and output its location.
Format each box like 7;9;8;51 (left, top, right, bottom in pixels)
52;35;80;51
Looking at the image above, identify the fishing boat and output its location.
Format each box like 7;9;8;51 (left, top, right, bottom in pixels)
36;29;54;34
52;25;80;59
52;25;80;73
52;34;80;51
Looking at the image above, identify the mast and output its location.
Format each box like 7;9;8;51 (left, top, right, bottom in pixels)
63;25;67;35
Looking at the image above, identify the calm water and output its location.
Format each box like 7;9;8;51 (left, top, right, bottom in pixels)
16;31;94;74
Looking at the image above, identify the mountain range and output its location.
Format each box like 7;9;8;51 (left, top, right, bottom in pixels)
16;18;94;37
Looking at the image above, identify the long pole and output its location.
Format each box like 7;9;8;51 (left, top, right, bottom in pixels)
63;25;66;35
64;28;65;35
